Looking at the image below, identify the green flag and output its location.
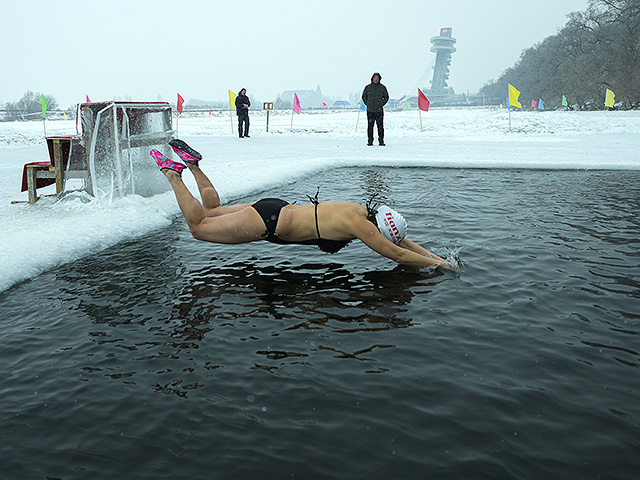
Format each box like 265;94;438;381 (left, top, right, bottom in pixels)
406;102;411;110
39;93;47;118
561;95;568;107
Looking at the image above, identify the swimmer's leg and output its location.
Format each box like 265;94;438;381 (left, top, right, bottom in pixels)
151;149;207;228
162;168;208;231
161;167;262;243
185;163;222;217
153;150;259;243
169;139;230;217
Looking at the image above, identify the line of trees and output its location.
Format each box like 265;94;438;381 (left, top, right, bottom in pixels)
1;91;59;121
480;0;640;109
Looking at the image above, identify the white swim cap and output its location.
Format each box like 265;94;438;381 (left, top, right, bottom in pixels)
375;205;407;245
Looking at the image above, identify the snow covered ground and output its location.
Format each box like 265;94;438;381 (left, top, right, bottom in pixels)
1;108;639;292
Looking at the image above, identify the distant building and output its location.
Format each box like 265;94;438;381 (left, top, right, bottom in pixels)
279;85;323;109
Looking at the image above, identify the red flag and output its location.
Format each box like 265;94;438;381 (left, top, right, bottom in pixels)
177;93;185;114
293;93;301;114
86;95;91;103
418;89;430;112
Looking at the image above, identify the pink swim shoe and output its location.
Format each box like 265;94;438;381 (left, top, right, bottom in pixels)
150;149;186;175
169;139;202;165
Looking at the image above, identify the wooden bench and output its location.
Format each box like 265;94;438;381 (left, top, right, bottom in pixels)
24;136;90;204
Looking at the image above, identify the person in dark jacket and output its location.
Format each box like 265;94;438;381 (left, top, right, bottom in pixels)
361;72;389;146
235;88;250;138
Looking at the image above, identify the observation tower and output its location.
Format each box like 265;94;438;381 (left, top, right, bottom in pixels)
428;27;457;96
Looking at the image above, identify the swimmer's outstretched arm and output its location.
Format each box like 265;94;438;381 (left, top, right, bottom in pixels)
399;238;459;271
398;238;445;260
350;216;454;270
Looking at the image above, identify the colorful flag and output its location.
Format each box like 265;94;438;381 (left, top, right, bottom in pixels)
605;88;615;108
561;95;568;107
359;100;366;110
508;84;522;108
39;94;47;118
228;90;237;110
86;95;91;103
293;93;301;114
531;100;537;109
538;99;544;110
418;89;430;112
177;93;185;114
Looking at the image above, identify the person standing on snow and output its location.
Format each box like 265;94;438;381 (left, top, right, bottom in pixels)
235;88;251;138
361;72;389;146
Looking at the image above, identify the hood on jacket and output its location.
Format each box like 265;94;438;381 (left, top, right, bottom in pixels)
371;72;382;82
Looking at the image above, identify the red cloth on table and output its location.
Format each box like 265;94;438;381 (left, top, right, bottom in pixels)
21;162;55;192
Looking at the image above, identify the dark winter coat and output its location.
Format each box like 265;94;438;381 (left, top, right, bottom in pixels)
235;94;250;116
362;74;389;113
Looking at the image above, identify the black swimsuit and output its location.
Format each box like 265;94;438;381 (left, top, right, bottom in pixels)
251;197;352;254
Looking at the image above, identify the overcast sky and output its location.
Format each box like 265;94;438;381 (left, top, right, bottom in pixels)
2;0;589;108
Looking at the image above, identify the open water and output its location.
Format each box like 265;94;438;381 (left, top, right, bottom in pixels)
1;167;639;479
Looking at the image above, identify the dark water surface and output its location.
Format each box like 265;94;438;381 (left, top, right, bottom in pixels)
1;167;639;479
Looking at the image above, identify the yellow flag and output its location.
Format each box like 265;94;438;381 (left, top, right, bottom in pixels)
229;90;237;110
508;84;522;108
63;112;67;120
605;88;615;108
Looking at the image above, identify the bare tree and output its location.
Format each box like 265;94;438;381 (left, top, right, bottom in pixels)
480;0;640;109
3;91;59;120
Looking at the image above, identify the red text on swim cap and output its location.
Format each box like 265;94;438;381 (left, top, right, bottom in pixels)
384;212;401;243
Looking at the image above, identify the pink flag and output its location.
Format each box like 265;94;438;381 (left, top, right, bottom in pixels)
209;108;212;115
177;93;185;114
21;114;25;120
531;99;537;109
293;93;301;114
322;102;327;107
86;95;91;103
418;89;430;112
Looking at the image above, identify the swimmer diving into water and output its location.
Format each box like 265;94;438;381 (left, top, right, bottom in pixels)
151;139;457;271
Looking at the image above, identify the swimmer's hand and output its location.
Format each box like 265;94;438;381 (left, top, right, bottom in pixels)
438;254;465;273
420;250;464;273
